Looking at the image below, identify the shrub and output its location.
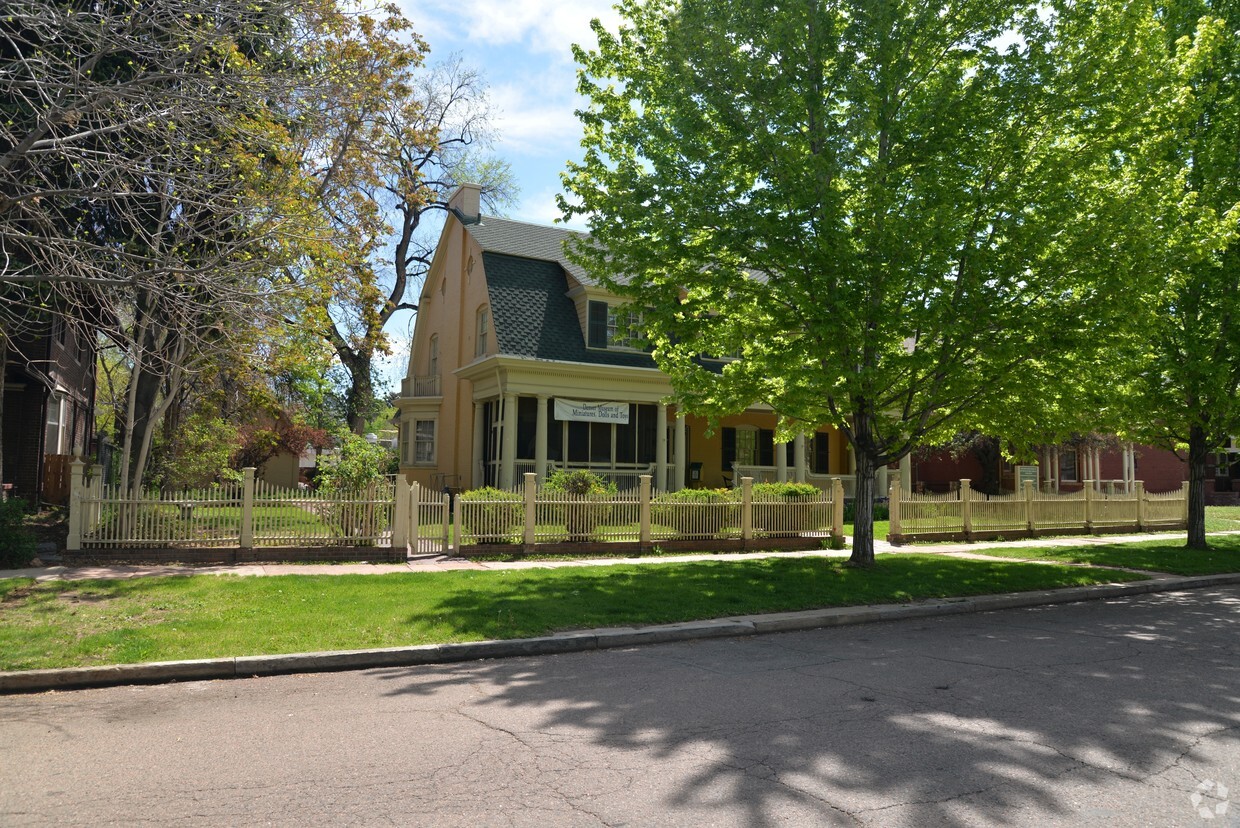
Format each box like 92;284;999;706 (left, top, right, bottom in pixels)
652;488;739;537
0;499;37;568
458;487;523;544
543;470;617;541
751;482;820;499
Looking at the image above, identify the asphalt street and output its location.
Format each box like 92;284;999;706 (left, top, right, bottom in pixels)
3;587;1240;827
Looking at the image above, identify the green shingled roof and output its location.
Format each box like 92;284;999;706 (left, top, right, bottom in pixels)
482;252;657;368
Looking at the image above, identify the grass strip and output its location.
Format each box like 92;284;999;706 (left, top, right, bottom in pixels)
969;533;1240;576
0;555;1145;671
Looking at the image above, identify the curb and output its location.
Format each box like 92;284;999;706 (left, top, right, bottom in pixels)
5;573;1240;694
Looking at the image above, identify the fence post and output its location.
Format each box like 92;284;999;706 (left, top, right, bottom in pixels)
240;467;255;549
410;482;421;552
1023;480;1035;533
1084;480;1094;532
639;475;652;547
741;476;753;543
523;473;536;548
67;459;85;551
888;476;902;541
1134;480;1145;530
393;476;409;551
959;479;973;538
446;493;455;555
831;478;845;544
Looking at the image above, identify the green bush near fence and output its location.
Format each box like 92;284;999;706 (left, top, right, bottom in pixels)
652;488;740;537
458;487;523;544
543;470;618;542
0;499;36;568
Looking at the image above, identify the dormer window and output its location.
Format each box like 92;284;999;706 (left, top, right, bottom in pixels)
475;306;489;357
587;300;644;350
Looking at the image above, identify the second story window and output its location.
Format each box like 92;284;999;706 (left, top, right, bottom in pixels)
588;300;644;349
428;334;439;376
475;307;489;357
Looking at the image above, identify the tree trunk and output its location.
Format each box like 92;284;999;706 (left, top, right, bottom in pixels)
0;334;6;493
850;449;878;566
971;438;1001;495
340;349;374;435
1187;424;1209;549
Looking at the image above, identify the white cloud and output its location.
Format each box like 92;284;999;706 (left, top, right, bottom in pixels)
403;0;619;57
491;80;583;156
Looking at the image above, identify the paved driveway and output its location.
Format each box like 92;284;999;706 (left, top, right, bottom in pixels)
3;587;1240;826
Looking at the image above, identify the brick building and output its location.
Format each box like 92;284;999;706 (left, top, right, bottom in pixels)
2;315;97;504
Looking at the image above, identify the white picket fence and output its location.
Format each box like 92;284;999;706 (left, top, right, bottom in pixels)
444;474;844;551
890;478;1188;541
68;464;395;549
65;458;1190;554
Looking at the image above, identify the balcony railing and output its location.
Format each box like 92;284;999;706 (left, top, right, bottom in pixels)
402;375;441;397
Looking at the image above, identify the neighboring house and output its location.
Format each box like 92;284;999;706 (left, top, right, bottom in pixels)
2;315;97;505
914;441;1188;495
394;184;864;494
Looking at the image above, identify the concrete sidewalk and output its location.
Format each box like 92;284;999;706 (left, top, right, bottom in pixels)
3;529;1236;583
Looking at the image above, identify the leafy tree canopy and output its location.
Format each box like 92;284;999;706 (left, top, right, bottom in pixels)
562;0;1174;563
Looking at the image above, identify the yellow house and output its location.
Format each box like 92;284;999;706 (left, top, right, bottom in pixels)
395;184;870;493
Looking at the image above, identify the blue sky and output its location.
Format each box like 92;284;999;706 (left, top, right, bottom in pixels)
400;0;619;226
375;1;617;385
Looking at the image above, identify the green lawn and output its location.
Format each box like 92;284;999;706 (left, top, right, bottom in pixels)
971;533;1240;576
1206;506;1240;533
0;555;1146;671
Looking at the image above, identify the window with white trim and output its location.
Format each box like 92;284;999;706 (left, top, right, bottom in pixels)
475;307;489;357
587;300;645;349
428;334;439;376
414;420;436;464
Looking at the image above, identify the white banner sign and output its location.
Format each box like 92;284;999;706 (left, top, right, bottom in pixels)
554;398;630;424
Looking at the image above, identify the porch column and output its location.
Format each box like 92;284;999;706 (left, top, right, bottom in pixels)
673;412;686;492
1042;446;1052;490
656;403;669;491
793;434;807;483
472;403;485;488
900;453;912;493
877;463;889;497
1051;446;1060;492
775;437;788;483
535;395;549;482
1125;443;1135;492
500;393;517;490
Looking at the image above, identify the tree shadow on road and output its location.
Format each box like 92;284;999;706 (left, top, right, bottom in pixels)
372;588;1240;826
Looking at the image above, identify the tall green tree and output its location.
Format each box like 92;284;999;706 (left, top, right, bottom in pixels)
561;0;1167;564
1131;6;1240;548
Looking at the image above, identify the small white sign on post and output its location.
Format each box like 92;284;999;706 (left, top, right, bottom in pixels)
553;398;630;424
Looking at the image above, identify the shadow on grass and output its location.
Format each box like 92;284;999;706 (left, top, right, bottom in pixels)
371;585;1240;827
401;556;1147;642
